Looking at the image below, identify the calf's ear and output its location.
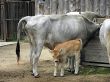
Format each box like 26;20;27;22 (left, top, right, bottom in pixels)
59;48;64;53
59;48;62;52
49;50;53;53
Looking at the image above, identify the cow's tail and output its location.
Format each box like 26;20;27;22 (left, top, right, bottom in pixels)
16;16;30;64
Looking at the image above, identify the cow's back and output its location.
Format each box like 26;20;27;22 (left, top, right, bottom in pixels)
46;15;86;46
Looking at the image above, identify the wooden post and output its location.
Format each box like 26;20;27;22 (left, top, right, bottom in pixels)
100;0;106;16
106;0;110;16
75;0;80;12
69;0;76;12
9;2;15;40
35;0;45;15
1;0;6;41
50;0;58;14
80;0;85;12
94;0;100;14
58;0;64;14
64;0;69;13
44;0;50;14
39;0;45;14
35;0;38;14
85;0;94;11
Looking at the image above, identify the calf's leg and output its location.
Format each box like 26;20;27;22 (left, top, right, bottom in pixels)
66;57;71;72
54;62;58;77
60;63;64;77
70;56;75;73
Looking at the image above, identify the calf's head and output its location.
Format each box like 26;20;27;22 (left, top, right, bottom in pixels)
51;49;64;63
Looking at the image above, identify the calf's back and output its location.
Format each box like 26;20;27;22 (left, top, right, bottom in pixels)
54;39;82;55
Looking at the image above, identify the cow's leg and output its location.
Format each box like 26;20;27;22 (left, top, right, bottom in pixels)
29;42;34;66
74;53;80;75
25;30;34;65
32;39;44;77
54;62;58;77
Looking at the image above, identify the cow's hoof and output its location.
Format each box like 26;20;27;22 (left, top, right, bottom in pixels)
66;68;71;72
34;74;40;78
74;73;79;75
71;69;75;74
54;76;57;77
54;75;57;77
60;75;64;77
53;74;58;77
31;73;34;76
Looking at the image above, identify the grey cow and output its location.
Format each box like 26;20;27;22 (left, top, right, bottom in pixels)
16;14;100;77
99;19;110;64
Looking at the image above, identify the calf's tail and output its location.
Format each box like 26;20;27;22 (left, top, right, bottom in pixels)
79;39;83;50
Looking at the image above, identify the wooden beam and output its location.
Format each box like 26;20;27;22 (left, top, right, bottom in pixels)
82;62;110;67
1;0;7;41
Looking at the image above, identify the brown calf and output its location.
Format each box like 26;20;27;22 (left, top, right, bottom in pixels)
52;39;82;77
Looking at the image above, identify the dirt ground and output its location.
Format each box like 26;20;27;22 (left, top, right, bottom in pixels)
0;43;110;82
